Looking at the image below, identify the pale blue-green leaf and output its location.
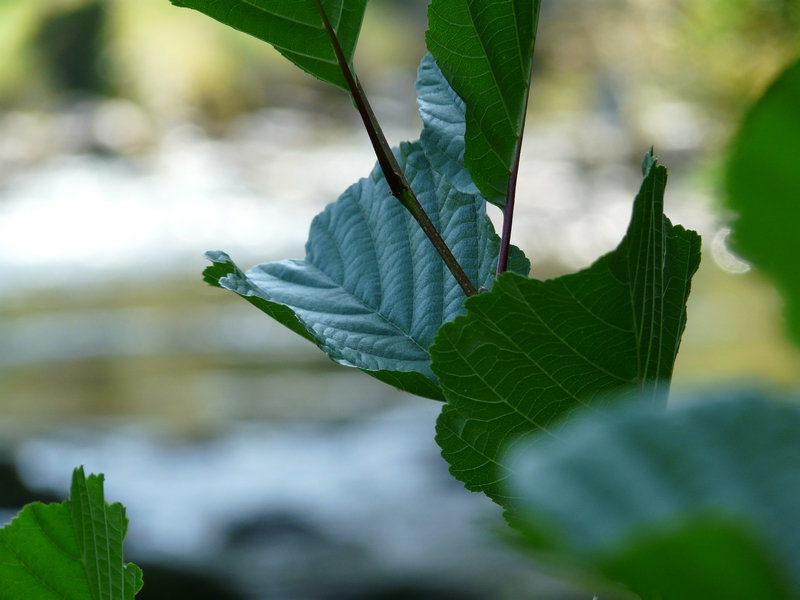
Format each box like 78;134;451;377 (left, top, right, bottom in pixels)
205;138;529;399
204;58;529;399
416;54;480;197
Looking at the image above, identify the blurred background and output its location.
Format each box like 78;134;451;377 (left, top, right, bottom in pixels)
1;0;799;598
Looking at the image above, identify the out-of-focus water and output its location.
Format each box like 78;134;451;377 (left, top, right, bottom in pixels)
0;99;726;298
0;100;794;599
1;102;745;430
10;402;606;599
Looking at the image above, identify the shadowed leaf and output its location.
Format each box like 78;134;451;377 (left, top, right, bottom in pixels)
169;0;367;91
426;0;541;206
432;151;700;500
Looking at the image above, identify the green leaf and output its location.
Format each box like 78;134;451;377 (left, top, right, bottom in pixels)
0;467;143;600
204;57;530;401
426;0;542;206
168;0;367;91
725;56;800;347
507;394;800;600
431;151;701;500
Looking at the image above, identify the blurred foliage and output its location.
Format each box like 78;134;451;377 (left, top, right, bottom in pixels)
34;0;107;93
531;0;800;156
1;0;797;128
0;0;428;122
507;392;800;600
535;0;799;103
672;263;800;387
725;57;800;346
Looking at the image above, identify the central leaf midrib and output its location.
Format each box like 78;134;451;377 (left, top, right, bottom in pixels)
627;171;663;388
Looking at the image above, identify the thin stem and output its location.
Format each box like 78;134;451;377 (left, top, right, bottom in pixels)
314;0;477;297
496;1;542;276
496;130;524;275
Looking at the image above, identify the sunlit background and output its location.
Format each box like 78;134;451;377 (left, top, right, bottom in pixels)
1;1;799;598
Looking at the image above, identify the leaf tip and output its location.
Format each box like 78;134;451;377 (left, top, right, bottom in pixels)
204;250;231;263
202;250;235;287
642;146;658;176
70;465;95;489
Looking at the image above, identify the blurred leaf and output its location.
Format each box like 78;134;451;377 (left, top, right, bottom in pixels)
726;56;800;347
507;394;800;600
0;2;42;99
426;0;541;206
0;467;142;600
204;57;529;401
431;151;701;501
168;0;367;91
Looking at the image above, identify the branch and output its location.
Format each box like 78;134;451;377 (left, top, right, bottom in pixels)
314;0;477;297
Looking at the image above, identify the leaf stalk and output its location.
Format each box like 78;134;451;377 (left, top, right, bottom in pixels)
314;0;477;297
496;1;542;276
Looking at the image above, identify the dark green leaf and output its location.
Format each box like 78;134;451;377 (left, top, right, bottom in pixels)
432;151;701;500
204;58;530;400
426;0;541;205
168;0;367;91
507;394;800;600
0;467;143;600
725;57;800;346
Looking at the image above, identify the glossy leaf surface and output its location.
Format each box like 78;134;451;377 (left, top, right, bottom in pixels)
169;0;367;91
0;467;142;600
426;0;541;205
204;58;529;400
432;151;701;500
726;57;800;346
507;394;800;600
